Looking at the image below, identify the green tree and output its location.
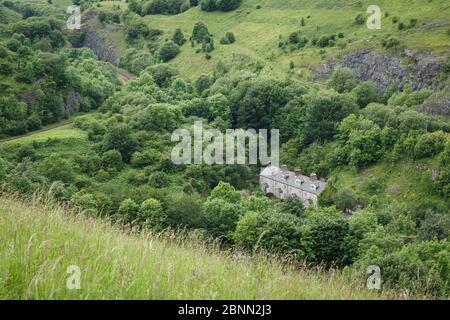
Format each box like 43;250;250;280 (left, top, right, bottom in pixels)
234;210;304;254
195;74;212;95
116;198;139;225
302;90;358;144
303;207;350;265
138;198;167;230
327;68;357;93
203;198;241;238
333;187;358;212
172;28;186;46
38;153;75;183
102;124;139;162
159;41;180;62
101;149;123;170
280;196;306;219
352;81;380;108
209;181;241;203
191;21;210;43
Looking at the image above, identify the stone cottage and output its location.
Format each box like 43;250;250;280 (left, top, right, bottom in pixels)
259;165;327;206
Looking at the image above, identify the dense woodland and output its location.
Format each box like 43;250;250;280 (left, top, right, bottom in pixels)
0;0;449;298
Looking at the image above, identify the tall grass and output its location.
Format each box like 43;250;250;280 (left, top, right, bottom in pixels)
0;192;403;300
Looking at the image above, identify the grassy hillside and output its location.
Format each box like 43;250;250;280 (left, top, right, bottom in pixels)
0;194;399;300
93;0;450;79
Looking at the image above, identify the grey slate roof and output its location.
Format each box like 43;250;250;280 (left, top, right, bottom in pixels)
260;167;327;195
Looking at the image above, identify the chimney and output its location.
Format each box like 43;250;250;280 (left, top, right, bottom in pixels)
295;168;302;177
310;173;318;181
281;164;288;172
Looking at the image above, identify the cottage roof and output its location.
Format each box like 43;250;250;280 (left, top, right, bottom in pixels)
260;166;327;195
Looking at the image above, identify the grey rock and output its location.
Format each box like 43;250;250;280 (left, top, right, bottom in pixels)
317;47;446;93
81;8;120;66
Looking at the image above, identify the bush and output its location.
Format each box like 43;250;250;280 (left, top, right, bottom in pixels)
101;149;123;170
148;171;170;188
352;81;380;108
327;68;357;93
172;28;186;46
215;0;241;12
116;198;139;225
234;210;303;254
381;36;400;48
158;41;180;62
191;21;210;43
355;13;365;25
195;74;212;95
203;198;241;238
201;0;217;11
280;196;306;219
414;131;446;159
201;0;241;12
138;198;166;230
38;153;75;184
303;208;350;265
225;31;235;43
220;36;230;45
102;124;139;162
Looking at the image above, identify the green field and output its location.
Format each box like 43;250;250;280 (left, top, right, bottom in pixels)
95;0;450;79
0;123;86;145
0;193;407;300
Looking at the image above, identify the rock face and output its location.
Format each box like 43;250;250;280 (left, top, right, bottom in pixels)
317;47;446;93
81;8;120;66
63;88;82;116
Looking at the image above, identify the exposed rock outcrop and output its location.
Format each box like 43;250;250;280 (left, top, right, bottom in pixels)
63;88;82;116
317;47;447;93
81;8;120;66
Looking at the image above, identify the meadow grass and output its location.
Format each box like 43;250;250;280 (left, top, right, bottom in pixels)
0;123;86;145
0;193;405;300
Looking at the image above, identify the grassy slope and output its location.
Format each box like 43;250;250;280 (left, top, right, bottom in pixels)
0;194;403;300
95;0;450;79
332;157;447;208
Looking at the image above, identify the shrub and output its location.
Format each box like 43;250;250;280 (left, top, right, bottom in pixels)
101;149;123;170
116;198;139;225
280;196;306;219
414;131;446;159
220;36;230;45
158;41;180;62
191;21;210;43
172;28;186;46
215;0;241;12
352;81;380;108
148;171;170;188
200;0;216;12
203;198;241;238
102;124;139;162
333;187;358;212
225;31;235;43
234;210;303;254
327;68;357;93
381;36;400;48
355;13;365;25
195;74;212;95
138;198;166;230
303;207;350;265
